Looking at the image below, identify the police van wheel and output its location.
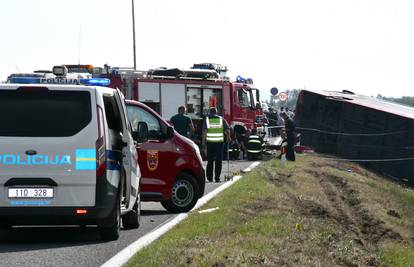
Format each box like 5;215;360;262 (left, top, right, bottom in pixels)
122;190;141;229
161;173;199;213
98;194;121;241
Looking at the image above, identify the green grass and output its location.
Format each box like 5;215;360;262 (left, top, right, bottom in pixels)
380;245;414;267
126;155;414;267
126;162;294;267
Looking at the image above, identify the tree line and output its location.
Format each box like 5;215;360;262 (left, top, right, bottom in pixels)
376;94;414;107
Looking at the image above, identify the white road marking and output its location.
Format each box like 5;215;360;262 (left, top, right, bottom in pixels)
198;207;219;214
101;161;261;267
241;161;261;173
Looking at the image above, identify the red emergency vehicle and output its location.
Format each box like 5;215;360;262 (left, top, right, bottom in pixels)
97;64;265;135
125;100;205;212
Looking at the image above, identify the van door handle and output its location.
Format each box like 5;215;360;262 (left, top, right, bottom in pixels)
25;150;37;155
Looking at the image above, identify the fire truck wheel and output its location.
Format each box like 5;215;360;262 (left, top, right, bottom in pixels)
161;173;199;213
122;188;141;229
98;192;121;241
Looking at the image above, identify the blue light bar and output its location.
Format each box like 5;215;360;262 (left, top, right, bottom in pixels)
9;77;41;84
236;75;246;83
79;78;110;86
9;77;110;87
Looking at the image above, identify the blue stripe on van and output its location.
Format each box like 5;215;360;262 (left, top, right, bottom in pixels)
75;149;96;170
10;200;51;206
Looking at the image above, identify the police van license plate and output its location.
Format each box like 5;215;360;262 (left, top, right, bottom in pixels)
8;188;54;198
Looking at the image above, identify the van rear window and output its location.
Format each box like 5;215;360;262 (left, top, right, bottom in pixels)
0;89;92;137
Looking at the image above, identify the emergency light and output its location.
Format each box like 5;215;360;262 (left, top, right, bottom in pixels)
9;77;110;87
236;75;254;84
236;75;246;83
53;65;68;76
9;77;41;84
79;78;110;86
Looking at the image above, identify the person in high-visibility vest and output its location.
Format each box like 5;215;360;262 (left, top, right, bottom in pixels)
246;128;264;160
202;107;230;183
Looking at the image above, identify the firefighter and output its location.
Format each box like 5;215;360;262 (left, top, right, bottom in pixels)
246;128;264;160
281;112;296;161
234;126;248;159
202;107;230;182
224;128;240;160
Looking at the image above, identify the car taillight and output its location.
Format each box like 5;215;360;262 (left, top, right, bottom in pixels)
96;106;106;177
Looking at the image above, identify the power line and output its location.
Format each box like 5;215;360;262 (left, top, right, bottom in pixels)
315;156;414;162
265;125;411;137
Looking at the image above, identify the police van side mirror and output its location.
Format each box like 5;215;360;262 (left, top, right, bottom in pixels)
133;122;149;143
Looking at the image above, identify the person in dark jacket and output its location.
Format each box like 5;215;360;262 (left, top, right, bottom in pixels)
266;107;279;137
281;112;296;161
224;128;240;160
170;106;194;138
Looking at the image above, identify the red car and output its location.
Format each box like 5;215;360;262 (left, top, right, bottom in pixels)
125;100;205;213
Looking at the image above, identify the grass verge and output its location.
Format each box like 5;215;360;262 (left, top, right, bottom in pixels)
127;154;414;267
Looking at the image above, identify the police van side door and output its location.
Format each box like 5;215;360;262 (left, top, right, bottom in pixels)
113;89;138;209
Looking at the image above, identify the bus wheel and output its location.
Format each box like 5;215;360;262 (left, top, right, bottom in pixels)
98;193;121;241
161;173;199;213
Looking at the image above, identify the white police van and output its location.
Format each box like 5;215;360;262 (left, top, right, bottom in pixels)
0;66;143;240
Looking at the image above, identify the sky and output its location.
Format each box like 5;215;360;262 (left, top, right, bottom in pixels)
1;0;414;100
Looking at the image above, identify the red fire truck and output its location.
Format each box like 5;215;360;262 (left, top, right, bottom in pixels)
98;63;265;136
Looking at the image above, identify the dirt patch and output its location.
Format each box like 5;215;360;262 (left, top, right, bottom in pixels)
311;160;371;177
247;254;267;265
260;168;295;187
239;197;278;219
387;209;402;219
286;192;331;219
284;167;403;266
315;171;402;246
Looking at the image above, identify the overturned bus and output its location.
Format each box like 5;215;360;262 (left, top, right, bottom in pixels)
295;89;414;185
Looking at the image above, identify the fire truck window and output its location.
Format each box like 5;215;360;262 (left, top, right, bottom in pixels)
203;89;223;115
186;88;202;118
127;105;161;139
238;89;251;108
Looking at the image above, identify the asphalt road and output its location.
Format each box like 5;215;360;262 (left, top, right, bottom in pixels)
0;160;254;267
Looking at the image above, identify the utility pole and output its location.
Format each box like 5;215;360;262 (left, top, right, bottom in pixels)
132;0;137;70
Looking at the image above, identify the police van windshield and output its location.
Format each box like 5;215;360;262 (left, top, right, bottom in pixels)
0;90;92;137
